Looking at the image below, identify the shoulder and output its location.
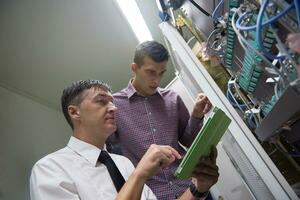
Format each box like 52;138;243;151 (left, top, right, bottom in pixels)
157;88;182;104
113;88;128;98
158;87;179;98
113;88;129;104
32;147;72;172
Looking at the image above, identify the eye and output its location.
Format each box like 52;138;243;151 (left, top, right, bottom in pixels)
159;71;166;76
96;99;108;105
146;70;156;76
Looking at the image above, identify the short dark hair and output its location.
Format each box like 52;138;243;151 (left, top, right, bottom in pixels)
61;80;111;129
134;41;169;67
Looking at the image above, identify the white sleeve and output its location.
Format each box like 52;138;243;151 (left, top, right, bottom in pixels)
30;161;79;200
141;184;157;200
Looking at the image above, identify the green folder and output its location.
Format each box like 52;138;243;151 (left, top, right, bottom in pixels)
175;107;231;179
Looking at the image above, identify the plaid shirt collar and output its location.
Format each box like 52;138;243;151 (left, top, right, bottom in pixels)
125;79;162;99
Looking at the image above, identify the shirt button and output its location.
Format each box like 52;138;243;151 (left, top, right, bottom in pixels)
153;128;156;132
149;112;152;115
169;181;173;185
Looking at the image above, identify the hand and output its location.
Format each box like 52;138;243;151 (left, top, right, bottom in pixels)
286;33;300;53
192;93;212;119
134;144;181;181
286;33;300;78
192;146;219;193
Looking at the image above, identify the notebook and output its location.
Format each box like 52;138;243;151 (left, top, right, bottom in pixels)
175;107;231;179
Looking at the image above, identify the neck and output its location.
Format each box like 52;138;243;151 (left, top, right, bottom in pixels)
132;78;147;97
73;128;106;149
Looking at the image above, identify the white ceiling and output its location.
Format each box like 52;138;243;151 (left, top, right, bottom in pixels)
0;0;175;110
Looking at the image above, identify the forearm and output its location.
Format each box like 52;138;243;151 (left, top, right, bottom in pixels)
180;116;203;147
115;171;146;200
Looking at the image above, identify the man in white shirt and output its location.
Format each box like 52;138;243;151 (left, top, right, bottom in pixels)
30;80;219;200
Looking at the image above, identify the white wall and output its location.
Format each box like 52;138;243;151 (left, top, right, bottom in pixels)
0;86;71;200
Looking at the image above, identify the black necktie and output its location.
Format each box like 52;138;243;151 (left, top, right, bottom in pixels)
98;150;125;192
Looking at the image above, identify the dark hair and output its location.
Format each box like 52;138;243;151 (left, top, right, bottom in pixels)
61;80;111;129
134;41;169;67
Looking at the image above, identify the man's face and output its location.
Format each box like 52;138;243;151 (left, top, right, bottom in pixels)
132;56;167;96
75;87;117;137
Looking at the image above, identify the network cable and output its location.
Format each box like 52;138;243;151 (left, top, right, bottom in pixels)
235;4;295;31
188;0;210;17
231;8;283;80
212;0;225;20
294;0;300;29
256;0;285;60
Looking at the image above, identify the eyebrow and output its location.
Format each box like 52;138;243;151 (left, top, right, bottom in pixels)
94;93;114;101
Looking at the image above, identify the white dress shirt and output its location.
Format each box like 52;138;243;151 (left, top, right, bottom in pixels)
30;136;157;200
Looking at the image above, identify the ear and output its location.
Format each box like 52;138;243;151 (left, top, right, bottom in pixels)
131;63;138;73
68;105;80;121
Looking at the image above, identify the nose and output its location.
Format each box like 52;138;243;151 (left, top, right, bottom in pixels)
153;77;160;87
108;102;118;113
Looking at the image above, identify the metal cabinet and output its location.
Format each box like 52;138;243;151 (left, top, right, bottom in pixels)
161;22;298;200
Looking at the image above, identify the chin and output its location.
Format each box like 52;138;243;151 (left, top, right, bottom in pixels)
108;125;117;133
147;90;156;96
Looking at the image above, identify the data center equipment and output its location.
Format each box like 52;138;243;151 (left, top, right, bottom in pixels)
157;0;300;199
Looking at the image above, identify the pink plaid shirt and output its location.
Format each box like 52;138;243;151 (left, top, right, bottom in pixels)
109;81;203;199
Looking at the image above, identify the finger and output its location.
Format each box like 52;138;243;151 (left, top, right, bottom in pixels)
195;157;219;170
193;161;219;174
158;152;175;168
192;171;219;184
192;168;219;176
203;102;212;113
159;145;182;160
286;33;300;42
196;94;207;102
210;146;218;164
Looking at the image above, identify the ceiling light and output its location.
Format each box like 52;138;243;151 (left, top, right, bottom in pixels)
115;0;153;43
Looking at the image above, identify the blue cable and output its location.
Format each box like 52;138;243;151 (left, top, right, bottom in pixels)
295;0;300;29
256;0;285;60
235;4;295;31
212;0;225;19
246;114;258;129
226;90;247;111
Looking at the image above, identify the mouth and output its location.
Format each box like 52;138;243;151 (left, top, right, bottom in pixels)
149;86;157;90
105;116;115;123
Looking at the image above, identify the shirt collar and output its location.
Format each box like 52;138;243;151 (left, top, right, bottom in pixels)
125;79;162;99
125;80;137;99
67;136;107;167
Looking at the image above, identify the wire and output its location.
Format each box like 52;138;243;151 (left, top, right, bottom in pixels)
232;80;260;123
246;113;258;129
295;0;300;29
187;36;196;45
227;81;247;111
232;79;260;125
271;29;295;84
235;4;295;31
212;0;225;19
207;29;219;54
231;8;283;80
256;0;285;60
274;143;300;157
227;82;260;128
188;0;211;17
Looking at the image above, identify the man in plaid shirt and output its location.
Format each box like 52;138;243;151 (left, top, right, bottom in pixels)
108;41;213;199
